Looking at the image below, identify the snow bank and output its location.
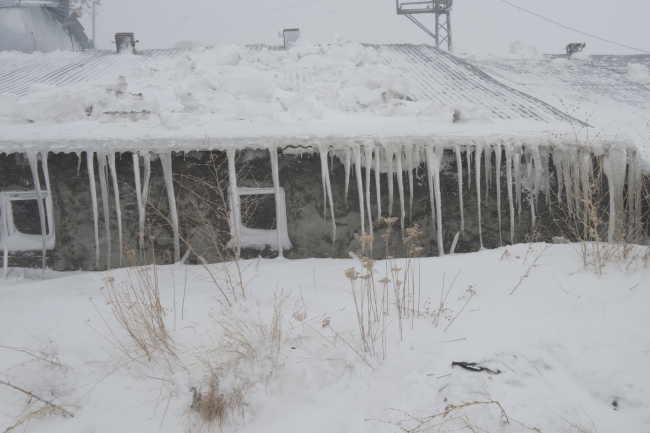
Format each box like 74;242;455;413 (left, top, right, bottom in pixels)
2;36;490;126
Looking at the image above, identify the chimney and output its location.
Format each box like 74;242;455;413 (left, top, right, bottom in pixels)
115;32;138;54
282;29;300;49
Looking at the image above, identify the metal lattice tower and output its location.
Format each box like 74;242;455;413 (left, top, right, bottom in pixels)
396;0;453;52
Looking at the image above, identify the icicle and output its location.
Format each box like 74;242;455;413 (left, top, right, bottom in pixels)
160;153;180;263
570;148;581;221
132;153;145;253
466;145;472;189
107;153;123;265
26;152;47;274
603;147;627;243
495;142;503;246
374;145;382;225
344;148;351;205
475;142;484;249
321;153;327;219
449;231;460;254
76;151;82;176
524;146;535;213
97;152;112;269
227;149;241;258
395;145;406;238
386;146;395;218
363;145;373;234
505;143;515;245
41;153;54;241
406;145;414;222
319;145;336;245
426;146;436;231
578;149;592;222
269;147;284;257
526;144;542;227
553;148;564;207
352;145;366;234
513;143;523;219
485;144;492;198
425;144;444;256
454;145;464;233
87;152;100;267
540;146;551;206
561;151;574;217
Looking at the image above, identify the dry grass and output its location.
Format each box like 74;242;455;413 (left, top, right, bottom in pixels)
550;407;597;433
95;243;178;367
373;398;511;433
0;380;75;433
187;290;303;431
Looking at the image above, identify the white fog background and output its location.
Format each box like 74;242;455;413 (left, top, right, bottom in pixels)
79;0;650;55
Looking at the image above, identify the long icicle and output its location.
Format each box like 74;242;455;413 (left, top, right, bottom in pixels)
319;145;336;246
395;145;406;238
475;142;484;249
97;152;111;269
495;142;503;247
425;144;444;256
26;152;47;274
386;146;395;218
454;145;464;233
133;153;145;253
466;145;472;189
353;145;366;234
505;143;515;245
344;148;351;205
107;152;123;266
41;153;54;242
553;148;564;207
375;145;382;225
227;149;241;259
485;144;492;198
160;153;180;263
269;146;284;257
407;144;414;222
76;152;82;176
514;143;522;221
87;152;100;267
364;145;373;235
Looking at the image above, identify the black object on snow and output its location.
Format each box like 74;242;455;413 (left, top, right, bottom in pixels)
451;362;502;375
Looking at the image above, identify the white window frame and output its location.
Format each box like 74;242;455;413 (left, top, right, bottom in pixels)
0;190;55;252
229;187;291;251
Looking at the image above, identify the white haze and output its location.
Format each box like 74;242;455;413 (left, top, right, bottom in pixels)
80;0;650;55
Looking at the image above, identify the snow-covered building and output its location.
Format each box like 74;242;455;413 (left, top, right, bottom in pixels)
0;0;91;53
0;38;647;271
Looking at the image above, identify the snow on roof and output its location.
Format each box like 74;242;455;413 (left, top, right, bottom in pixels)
0;38;642;155
462;52;650;162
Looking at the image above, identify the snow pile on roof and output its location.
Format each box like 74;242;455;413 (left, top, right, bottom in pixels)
1;36;492;127
509;40;538;57
627;62;650;81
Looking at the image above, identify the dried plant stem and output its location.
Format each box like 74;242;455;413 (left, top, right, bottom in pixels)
0;379;74;418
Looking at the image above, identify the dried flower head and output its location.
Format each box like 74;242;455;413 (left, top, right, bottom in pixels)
322;317;331;328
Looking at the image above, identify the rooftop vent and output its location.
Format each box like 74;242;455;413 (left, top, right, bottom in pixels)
280;28;300;49
115;32;138;54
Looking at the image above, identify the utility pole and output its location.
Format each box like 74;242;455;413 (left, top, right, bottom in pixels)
92;0;96;48
395;0;454;52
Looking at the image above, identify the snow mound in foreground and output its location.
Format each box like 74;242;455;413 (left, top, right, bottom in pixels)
2;36;492;126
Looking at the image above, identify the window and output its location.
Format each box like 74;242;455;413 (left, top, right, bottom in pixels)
0;190;55;252
229;187;291;251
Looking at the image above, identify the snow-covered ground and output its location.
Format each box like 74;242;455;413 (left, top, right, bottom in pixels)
1;243;649;432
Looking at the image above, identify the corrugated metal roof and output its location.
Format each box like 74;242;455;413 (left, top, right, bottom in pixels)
463;54;650;119
0;44;596;123
0;48;190;96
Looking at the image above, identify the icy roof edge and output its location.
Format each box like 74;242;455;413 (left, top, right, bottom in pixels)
0;134;637;156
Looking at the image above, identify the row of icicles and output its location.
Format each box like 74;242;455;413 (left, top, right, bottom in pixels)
21;141;641;271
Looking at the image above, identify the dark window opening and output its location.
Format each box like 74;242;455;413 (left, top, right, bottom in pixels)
240;194;277;230
12;199;48;235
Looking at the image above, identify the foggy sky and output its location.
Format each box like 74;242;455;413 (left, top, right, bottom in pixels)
80;0;650;55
